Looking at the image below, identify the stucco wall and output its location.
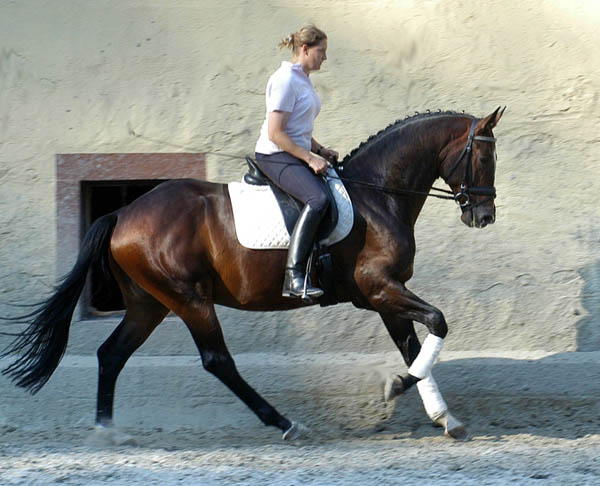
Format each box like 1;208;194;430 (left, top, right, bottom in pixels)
0;0;598;352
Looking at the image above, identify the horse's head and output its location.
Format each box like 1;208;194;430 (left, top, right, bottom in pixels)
441;107;505;228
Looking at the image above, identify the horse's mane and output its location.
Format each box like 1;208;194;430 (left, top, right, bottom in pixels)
341;110;474;164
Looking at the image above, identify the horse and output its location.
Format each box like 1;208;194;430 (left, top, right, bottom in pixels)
1;107;504;441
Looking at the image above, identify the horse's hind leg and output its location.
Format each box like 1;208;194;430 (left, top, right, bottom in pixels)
178;301;301;439
380;314;467;440
96;278;169;427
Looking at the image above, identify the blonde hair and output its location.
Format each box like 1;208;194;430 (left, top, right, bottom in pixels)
279;24;327;53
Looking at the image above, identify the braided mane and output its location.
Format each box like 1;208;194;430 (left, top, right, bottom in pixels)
341;110;474;164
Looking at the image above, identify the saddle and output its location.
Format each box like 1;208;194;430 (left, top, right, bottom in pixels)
243;156;339;306
243;156;339;241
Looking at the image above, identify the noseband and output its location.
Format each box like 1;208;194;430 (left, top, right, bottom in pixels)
445;119;497;208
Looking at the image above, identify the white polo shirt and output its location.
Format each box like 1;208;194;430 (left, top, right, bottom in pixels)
255;61;321;155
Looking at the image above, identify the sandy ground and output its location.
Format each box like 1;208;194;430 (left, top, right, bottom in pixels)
1;419;599;485
2;351;600;485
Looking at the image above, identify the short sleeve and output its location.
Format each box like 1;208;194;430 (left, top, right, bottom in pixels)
266;71;295;113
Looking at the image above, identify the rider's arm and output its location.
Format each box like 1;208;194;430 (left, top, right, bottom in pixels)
268;110;328;175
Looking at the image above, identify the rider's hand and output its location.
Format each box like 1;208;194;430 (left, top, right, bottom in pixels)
306;154;330;175
320;147;339;165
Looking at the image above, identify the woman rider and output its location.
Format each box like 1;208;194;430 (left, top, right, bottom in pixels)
254;25;339;299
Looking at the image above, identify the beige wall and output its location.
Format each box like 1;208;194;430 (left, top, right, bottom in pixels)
0;0;599;351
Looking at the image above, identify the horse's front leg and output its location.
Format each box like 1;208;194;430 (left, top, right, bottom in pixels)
365;276;467;438
379;314;467;439
370;280;447;377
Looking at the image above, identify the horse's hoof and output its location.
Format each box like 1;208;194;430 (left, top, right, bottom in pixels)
282;422;309;441
434;412;470;441
445;424;469;441
384;375;405;402
85;425;137;447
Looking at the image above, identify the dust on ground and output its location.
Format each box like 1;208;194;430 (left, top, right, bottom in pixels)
2;405;599;486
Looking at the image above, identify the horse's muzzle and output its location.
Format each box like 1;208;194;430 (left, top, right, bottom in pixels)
461;206;496;228
477;212;495;228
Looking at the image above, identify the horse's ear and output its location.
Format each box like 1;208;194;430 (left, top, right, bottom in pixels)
481;106;506;130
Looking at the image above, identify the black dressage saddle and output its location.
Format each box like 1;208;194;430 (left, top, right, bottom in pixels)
243;156;339;242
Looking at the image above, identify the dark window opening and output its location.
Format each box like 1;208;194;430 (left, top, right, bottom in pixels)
81;180;167;315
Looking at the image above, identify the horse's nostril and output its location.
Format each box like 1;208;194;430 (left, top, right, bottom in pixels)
482;214;494;225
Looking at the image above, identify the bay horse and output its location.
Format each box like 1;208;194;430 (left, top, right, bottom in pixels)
2;108;504;440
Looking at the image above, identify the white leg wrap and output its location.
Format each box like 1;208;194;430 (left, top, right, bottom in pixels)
407;334;443;379
416;373;448;421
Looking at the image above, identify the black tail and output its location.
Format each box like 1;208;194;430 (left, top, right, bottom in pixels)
1;212;118;393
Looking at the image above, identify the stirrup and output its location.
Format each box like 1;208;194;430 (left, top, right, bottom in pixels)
301;251;321;299
281;274;324;299
282;255;323;300
282;287;323;300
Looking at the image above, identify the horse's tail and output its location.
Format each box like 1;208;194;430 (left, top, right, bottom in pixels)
1;212;118;394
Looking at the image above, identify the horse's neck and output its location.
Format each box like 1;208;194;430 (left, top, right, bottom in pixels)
344;124;447;227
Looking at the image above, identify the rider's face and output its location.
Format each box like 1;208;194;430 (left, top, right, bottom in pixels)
300;39;328;73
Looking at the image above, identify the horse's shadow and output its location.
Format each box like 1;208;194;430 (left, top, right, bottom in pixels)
377;352;600;441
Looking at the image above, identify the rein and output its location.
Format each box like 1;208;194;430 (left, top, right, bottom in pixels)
129;120;497;206
327;173;457;201
334;119;497;207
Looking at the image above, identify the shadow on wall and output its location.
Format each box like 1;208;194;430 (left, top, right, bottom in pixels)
577;259;600;351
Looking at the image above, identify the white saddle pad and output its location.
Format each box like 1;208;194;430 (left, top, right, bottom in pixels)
228;168;354;249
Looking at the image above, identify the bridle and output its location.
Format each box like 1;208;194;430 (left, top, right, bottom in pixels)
331;118;498;207
444;119;497;208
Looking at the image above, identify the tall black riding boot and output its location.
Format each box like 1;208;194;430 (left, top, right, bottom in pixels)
282;204;325;299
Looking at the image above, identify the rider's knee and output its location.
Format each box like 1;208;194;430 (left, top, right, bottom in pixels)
307;191;329;214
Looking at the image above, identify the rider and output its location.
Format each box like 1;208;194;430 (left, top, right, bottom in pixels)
255;25;339;299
